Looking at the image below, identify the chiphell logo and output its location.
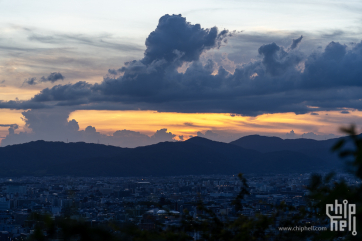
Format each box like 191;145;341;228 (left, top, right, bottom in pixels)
326;200;357;236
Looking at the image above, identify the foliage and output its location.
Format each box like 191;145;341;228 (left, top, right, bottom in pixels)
305;125;362;240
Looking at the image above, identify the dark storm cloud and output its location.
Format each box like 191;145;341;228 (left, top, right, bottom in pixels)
142;14;230;65
108;69;118;75
23;77;37;85
22;73;64;86
1;14;362;116
40;72;64;83
258;42;303;76
32;82;92;102
226;32;308;64
300;41;360;89
0;100;47;109
290;35;303;50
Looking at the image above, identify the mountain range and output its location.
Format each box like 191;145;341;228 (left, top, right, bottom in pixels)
0;135;345;177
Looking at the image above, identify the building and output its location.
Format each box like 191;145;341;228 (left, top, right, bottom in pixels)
0;198;10;211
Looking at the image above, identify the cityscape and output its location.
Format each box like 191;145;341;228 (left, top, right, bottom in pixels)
0;171;359;239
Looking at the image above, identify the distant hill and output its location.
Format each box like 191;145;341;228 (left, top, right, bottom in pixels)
229;135;343;169
229;135;338;152
0;136;343;177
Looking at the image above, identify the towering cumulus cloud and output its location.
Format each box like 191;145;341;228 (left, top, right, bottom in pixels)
1;14;362;116
0;124;19;135
1;109;177;147
142;14;226;64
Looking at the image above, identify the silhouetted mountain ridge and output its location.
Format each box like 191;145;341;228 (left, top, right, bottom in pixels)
229;135;343;169
229;135;338;152
0;136;342;176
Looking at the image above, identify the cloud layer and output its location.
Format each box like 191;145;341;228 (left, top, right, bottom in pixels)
1;14;362;117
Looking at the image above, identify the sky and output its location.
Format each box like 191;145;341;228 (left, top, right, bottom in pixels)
1;0;362;146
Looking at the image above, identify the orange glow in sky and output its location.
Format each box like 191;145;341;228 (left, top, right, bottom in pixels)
2;108;361;144
65;109;359;139
0;86;39;101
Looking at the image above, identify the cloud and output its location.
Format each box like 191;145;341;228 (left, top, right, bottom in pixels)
197;130;241;142
285;130;296;139
0;124;19;134
310;112;319;115
32;81;92;102
284;129;337;140
1;15;362;117
290;35;303;50
340;110;350;114
0;25;145;94
142;14;230;65
27;32;143;52
0;124;19;129
22;73;64;86
40;72;64;83
197;130;219;139
258;42;302;76
0;109;177;147
0;124;19;136
151;128;176;142
0;100;46;109
300;132;337;140
108;69;118;75
23;77;37;85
